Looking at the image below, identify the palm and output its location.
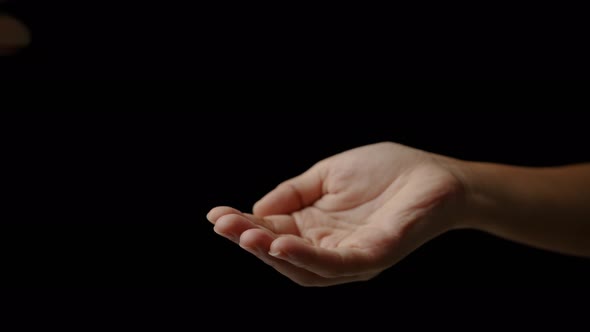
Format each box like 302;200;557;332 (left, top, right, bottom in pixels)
284;143;460;250
208;143;464;286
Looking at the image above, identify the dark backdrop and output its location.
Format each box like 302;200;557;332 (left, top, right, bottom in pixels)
4;1;590;78
3;108;589;287
2;105;589;327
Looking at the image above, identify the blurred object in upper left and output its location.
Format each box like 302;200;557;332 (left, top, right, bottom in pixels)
0;13;31;55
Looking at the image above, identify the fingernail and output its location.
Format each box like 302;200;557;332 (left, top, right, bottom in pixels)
213;227;238;243
269;250;290;259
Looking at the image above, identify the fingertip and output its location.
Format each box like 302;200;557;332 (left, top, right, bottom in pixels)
252;197;272;217
213;213;255;243
252;186;295;217
239;228;276;252
206;210;215;223
252;200;262;216
268;237;286;256
239;229;258;251
207;206;242;224
269;236;308;260
254;171;323;217
212;216;236;242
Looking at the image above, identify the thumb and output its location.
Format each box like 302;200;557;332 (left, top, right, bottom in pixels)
253;164;325;217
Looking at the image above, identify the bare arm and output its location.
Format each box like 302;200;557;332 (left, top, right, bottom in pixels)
461;162;590;257
209;142;590;286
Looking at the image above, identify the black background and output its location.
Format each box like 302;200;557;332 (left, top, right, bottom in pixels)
2;98;590;326
2;0;590;318
3;1;590;78
2;106;590;286
2;5;590;330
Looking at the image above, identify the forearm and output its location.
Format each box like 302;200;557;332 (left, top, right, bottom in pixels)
460;162;590;257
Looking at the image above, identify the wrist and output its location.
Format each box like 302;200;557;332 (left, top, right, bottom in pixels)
457;161;537;233
456;161;496;231
428;155;487;232
442;159;514;232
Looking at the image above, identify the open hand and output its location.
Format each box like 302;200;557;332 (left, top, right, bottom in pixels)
208;142;467;286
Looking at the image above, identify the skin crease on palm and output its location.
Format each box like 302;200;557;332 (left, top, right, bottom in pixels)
207;142;467;286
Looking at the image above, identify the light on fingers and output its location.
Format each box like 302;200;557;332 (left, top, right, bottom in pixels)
240;229;374;287
269;236;374;278
213;214;258;243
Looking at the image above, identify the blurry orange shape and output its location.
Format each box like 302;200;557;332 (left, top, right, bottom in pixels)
0;14;31;55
